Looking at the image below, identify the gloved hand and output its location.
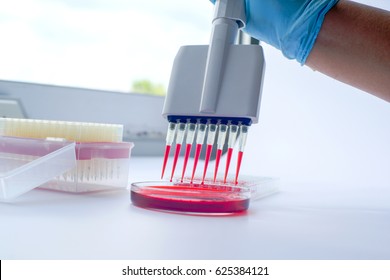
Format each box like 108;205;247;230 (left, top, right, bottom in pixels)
211;0;339;64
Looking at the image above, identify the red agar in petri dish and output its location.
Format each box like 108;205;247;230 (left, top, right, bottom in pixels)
131;181;250;214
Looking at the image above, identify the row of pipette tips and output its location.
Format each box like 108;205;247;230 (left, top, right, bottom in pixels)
161;121;249;185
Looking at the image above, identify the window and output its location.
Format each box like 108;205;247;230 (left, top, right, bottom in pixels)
0;0;213;95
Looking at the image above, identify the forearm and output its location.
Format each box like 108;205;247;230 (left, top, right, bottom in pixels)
306;0;390;102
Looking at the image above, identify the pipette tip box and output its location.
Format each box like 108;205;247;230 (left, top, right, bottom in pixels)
43;141;134;193
0;136;134;201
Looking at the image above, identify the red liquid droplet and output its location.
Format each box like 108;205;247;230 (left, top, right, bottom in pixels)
235;151;244;184
131;185;249;214
170;143;182;182
161;145;171;179
181;143;192;182
224;147;233;183
201;144;213;184
213;149;222;182
190;144;202;183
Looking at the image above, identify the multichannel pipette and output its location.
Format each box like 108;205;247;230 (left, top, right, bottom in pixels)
161;0;265;184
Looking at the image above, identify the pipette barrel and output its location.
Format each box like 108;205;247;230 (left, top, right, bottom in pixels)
186;123;197;144
237;124;248;152
166;122;177;145
227;124;239;149
175;123;187;144
216;124;228;150
196;123;207;144
206;124;217;145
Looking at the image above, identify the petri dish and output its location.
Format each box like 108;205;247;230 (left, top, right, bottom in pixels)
130;181;251;214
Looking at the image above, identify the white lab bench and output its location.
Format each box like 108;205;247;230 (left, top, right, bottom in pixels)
1;155;389;260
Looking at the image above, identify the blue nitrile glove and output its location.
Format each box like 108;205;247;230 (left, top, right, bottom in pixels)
210;0;339;64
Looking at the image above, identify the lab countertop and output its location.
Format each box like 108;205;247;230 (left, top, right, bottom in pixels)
1;156;389;260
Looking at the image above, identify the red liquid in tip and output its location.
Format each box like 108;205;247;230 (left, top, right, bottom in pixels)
201;144;213;184
191;144;202;183
181;143;192;182
170;143;182;182
213;149;222;182
224;148;234;183
235;151;244;185
161;145;171;179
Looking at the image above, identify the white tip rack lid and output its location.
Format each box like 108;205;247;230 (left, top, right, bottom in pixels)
0;136;76;201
